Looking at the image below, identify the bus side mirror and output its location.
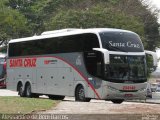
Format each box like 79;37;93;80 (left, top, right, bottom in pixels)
93;48;110;64
145;50;158;72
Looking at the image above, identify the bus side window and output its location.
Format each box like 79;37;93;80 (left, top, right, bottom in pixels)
84;51;104;78
83;34;100;51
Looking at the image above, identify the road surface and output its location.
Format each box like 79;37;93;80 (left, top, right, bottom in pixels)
38;97;160;120
0;89;18;96
1;89;160;119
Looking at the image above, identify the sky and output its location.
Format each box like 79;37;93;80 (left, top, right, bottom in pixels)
151;0;160;23
151;0;160;10
150;0;160;66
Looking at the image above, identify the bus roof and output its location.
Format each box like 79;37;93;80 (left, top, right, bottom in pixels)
9;28;135;43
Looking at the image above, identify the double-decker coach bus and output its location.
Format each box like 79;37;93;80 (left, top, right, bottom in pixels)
7;28;157;103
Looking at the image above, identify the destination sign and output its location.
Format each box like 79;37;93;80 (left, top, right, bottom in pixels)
109;41;141;48
100;32;144;52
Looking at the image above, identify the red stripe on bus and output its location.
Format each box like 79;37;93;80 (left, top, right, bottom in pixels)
8;56;101;99
53;56;101;100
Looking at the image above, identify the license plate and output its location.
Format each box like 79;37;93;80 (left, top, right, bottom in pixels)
123;86;136;90
124;94;133;97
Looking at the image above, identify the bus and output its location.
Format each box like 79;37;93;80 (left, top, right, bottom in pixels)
7;28;157;103
0;53;7;88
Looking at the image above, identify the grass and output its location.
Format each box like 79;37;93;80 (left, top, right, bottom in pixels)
0;96;59;114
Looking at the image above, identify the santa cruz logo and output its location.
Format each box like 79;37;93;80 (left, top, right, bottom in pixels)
76;55;82;66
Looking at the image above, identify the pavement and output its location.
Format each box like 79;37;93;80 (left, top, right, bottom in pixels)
39;100;160;114
0;89;18;96
128;92;160;104
1;89;160;104
1;89;160;120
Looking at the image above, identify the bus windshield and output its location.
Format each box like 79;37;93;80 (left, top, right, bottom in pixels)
100;31;144;52
104;55;147;83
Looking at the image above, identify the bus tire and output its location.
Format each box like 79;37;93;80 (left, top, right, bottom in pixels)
48;95;65;100
25;83;33;98
111;99;124;104
75;85;91;102
17;83;25;97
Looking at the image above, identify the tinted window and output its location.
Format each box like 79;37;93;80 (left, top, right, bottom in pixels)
9;33;100;57
100;32;144;52
84;51;104;78
58;35;83;53
83;34;100;51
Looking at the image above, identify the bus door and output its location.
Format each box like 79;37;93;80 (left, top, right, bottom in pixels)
84;51;104;98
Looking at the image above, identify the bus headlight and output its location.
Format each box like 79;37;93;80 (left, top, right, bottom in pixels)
107;85;119;91
139;87;146;91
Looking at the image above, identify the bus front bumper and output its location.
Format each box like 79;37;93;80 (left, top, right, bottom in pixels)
104;87;146;100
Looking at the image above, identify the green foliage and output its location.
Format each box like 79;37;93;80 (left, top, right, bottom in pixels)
44;0;159;50
49;8;139;30
0;96;58;114
46;5;144;41
0;0;159;51
113;0;160;50
0;1;30;40
0;0;30;53
146;54;155;77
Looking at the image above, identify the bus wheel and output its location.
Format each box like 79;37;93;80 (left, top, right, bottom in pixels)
75;85;91;102
111;99;124;104
48;95;65;100
25;83;32;98
18;83;25;97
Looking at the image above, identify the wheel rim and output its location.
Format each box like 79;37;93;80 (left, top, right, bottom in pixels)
26;85;31;96
78;88;85;100
19;86;23;95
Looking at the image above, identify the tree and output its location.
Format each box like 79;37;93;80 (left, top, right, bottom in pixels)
0;0;30;51
1;0;160;51
45;4;144;42
115;0;160;50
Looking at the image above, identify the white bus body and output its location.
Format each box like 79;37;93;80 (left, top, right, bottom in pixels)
7;28;156;103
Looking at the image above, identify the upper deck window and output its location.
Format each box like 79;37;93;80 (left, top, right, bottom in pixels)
8;33;100;57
